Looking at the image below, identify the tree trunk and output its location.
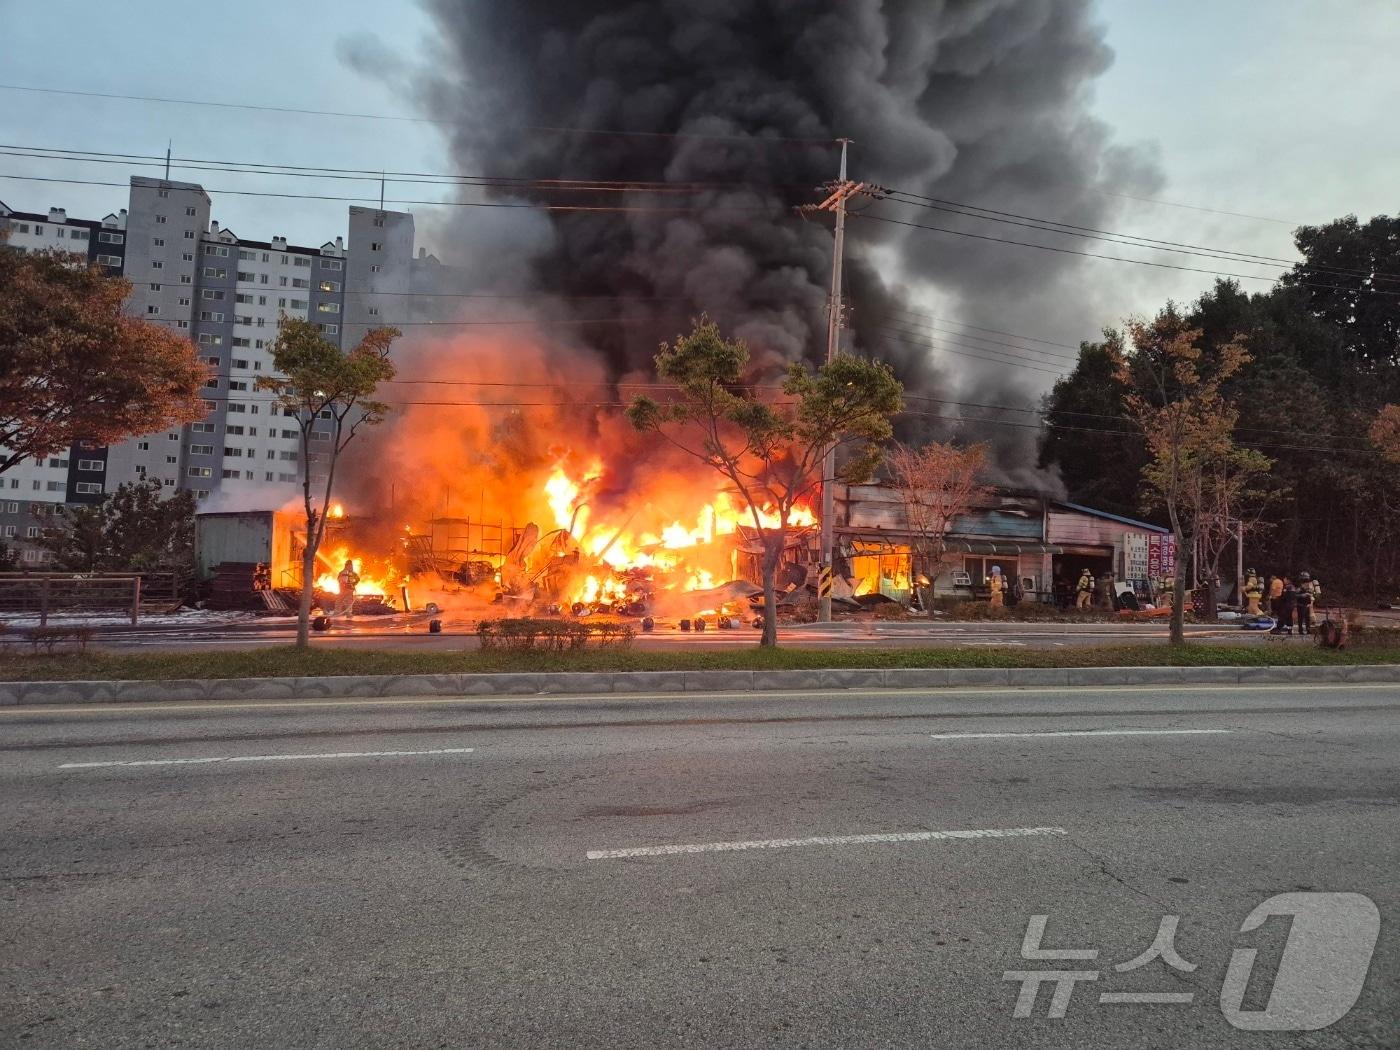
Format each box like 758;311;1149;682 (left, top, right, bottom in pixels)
296;544;317;648
1203;573;1218;622
759;534;781;649
1170;529;1187;646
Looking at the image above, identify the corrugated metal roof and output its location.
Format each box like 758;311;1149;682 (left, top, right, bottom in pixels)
1050;501;1169;534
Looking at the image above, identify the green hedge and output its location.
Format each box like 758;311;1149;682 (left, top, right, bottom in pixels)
476;618;635;652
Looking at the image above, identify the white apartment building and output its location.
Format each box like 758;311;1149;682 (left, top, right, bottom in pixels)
1;177;441;563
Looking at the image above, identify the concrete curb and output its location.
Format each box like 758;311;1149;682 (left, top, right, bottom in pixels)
2;664;1398;707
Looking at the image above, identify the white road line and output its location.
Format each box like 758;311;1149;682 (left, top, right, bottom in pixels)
927;728;1234;740
58;747;474;769
586;825;1066;860
7;682;1395;717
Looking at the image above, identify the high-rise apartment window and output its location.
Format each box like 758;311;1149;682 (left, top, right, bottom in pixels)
77;460;103;471
146;305;160;315
151;260;163;270
370;242;382;251
185;206;197;216
155;215;166;224
189;444;214;456
317;302;339;314
153;237;164;247
321;259;343;271
318;281;340;293
98;231;124;244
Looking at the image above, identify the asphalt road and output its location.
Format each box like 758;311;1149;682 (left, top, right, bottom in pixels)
78;616;1267;652
3;684;1396;1048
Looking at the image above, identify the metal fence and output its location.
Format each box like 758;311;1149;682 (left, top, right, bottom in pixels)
0;572;180;626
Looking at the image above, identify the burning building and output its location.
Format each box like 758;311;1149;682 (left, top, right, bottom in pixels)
193;4;1170;620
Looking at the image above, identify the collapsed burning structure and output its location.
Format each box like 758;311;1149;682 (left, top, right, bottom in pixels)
193;3;1171;620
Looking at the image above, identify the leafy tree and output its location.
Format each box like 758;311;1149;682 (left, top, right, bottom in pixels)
628;319;903;648
0;244;208;475
258;317;399;647
887;441;991;609
1109;309;1252;644
1372;404;1400;463
36;479;196;574
1283;215;1400;375
1038;332;1147;518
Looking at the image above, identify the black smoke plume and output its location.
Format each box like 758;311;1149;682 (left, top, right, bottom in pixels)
345;0;1162;488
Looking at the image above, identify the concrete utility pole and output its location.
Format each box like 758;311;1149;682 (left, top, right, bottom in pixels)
810;140;868;623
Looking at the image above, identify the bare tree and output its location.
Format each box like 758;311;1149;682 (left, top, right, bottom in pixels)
887;441;991;609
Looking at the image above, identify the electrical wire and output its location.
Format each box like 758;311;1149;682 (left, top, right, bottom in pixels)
856;212;1400;299
881;189;1400;285
0;173;778;213
0;84;839;145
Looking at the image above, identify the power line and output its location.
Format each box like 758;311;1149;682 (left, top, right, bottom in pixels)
1096;189;1295;227
366;377;1375;447
873;329;1070;378
881;190;1400;285
0;145;797;194
0;173;778;214
857;212;1400;299
872;322;1078;370
882;309;1085;352
201;390;1386;456
874;319;1081;364
0;84;838;145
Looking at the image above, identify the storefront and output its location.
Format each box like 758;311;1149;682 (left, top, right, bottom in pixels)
827;485;1169;608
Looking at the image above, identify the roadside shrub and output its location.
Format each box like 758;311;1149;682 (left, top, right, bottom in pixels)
1340;624;1400;650
477;618;634;652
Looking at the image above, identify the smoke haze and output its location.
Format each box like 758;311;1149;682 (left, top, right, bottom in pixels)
342;0;1163;490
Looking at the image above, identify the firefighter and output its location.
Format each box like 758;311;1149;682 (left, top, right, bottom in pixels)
1243;569;1263;616
988;565;1006;608
1075;568;1095;610
335;559;360;619
1270;576;1297;635
1267;573;1284;615
1297;572;1321;635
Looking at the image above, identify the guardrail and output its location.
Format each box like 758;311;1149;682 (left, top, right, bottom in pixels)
0;572;179;626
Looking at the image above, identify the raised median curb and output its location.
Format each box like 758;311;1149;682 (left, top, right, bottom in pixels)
2;663;1399;706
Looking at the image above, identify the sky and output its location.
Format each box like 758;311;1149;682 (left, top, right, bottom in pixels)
1;0;1396;353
